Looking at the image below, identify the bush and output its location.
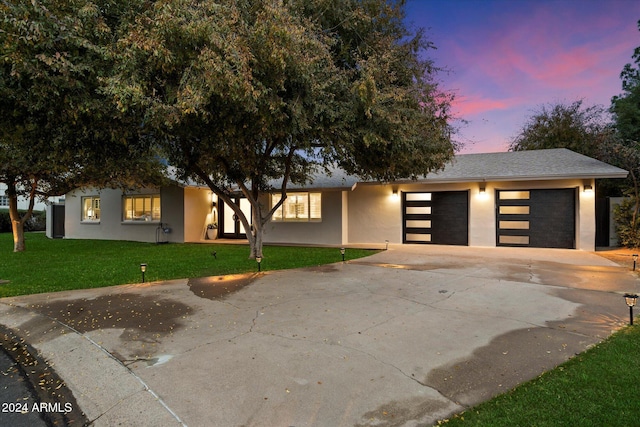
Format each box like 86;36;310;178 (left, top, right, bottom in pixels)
0;209;46;233
613;197;640;248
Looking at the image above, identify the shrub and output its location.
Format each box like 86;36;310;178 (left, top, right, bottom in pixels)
613;196;640;248
0;209;46;233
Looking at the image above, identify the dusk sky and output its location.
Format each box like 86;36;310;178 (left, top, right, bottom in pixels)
405;0;640;153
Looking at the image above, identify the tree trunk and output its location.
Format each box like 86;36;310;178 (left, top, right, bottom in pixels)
8;194;26;252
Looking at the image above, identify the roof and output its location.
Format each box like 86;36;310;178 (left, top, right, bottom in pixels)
184;148;628;191
420;148;628;183
302;148;627;189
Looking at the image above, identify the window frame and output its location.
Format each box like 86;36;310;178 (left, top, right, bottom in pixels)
271;192;322;222
81;196;101;222
122;194;161;222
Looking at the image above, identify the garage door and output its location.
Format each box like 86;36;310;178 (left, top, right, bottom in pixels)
403;191;468;245
496;189;575;249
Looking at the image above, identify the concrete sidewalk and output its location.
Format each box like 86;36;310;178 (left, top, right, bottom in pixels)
1;246;639;426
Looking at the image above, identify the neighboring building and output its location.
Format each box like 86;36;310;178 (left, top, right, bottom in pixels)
0;183;64;211
57;149;628;251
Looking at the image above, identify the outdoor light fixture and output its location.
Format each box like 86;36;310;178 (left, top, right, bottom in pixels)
633;254;638;271
624;293;638;325
256;256;262;272
584;184;593;193
479;186;486;194
140;263;147;283
340;247;346;262
391;188;399;201
385;240;389;250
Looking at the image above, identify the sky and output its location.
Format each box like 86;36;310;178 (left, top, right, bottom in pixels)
405;0;640;153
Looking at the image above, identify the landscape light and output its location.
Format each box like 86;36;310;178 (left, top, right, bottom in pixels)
340;247;345;262
256;256;262;272
633;254;638;271
140;263;147;283
624;293;638;325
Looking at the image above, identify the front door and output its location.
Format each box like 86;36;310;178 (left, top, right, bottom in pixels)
220;197;252;239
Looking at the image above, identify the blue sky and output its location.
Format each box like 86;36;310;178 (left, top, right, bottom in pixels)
405;0;640;153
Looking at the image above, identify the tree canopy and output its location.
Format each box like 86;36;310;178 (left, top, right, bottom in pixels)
105;0;458;257
0;0;164;251
508;100;613;158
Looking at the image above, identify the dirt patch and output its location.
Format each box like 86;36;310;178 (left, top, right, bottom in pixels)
188;274;259;300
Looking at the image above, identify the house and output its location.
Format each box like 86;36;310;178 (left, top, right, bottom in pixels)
0;183;64;211
58;149;628;251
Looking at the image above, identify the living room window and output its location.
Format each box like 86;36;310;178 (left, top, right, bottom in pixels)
123;195;161;222
271;192;321;221
82;196;101;221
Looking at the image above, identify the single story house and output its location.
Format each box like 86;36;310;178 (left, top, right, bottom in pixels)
55;148;628;251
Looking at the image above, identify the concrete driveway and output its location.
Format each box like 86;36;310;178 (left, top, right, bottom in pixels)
1;245;639;426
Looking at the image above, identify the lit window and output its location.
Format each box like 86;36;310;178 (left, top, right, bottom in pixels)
0;195;8;206
82;197;101;221
271;192;321;221
123;195;161;221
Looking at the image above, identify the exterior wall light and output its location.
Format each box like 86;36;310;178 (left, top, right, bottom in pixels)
256;256;262;272
140;263;147;283
340;247;346;262
391;188;399;201
584;184;593;193
479;186;486;194
633;254;638;271
624;293;638;325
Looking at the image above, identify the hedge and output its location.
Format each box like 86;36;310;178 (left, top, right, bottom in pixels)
0;209;46;233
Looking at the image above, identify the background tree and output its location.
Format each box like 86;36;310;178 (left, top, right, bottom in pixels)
0;0;163;252
508;100;614;159
609;19;640;248
106;0;457;259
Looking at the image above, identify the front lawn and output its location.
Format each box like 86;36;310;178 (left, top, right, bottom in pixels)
0;233;378;297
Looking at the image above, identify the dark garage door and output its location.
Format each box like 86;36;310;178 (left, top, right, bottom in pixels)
403;191;469;245
496;189;575;249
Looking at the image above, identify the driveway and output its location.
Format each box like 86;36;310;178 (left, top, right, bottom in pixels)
0;245;638;426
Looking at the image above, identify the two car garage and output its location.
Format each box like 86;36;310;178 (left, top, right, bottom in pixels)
403;188;577;249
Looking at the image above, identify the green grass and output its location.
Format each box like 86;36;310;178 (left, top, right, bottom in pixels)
0;232;378;297
438;325;640;427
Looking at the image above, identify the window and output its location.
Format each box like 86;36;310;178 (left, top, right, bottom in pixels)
0;195;8;207
82;197;101;221
271;192;321;221
123;195;161;221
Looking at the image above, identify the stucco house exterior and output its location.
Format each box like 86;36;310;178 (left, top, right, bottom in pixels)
58;148;627;251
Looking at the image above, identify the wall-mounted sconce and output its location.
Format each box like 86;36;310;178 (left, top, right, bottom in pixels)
391;188;399;201
584;184;593;193
479;186;486;194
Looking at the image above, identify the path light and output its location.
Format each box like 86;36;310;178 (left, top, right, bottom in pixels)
633;254;638;271
256;256;262;272
140;263;147;283
340;247;346;262
385;240;389;250
624;293;638;325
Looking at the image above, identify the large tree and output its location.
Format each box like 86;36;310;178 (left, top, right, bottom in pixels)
0;0;163;252
508;100;614;158
608;19;640;247
106;0;457;258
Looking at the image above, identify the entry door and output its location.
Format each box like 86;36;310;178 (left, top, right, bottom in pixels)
220;197;252;239
403;191;469;245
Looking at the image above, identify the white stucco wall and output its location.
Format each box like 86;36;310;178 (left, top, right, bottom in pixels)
64;185;186;243
262;190;344;245
183;187;214;242
345;179;596;250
